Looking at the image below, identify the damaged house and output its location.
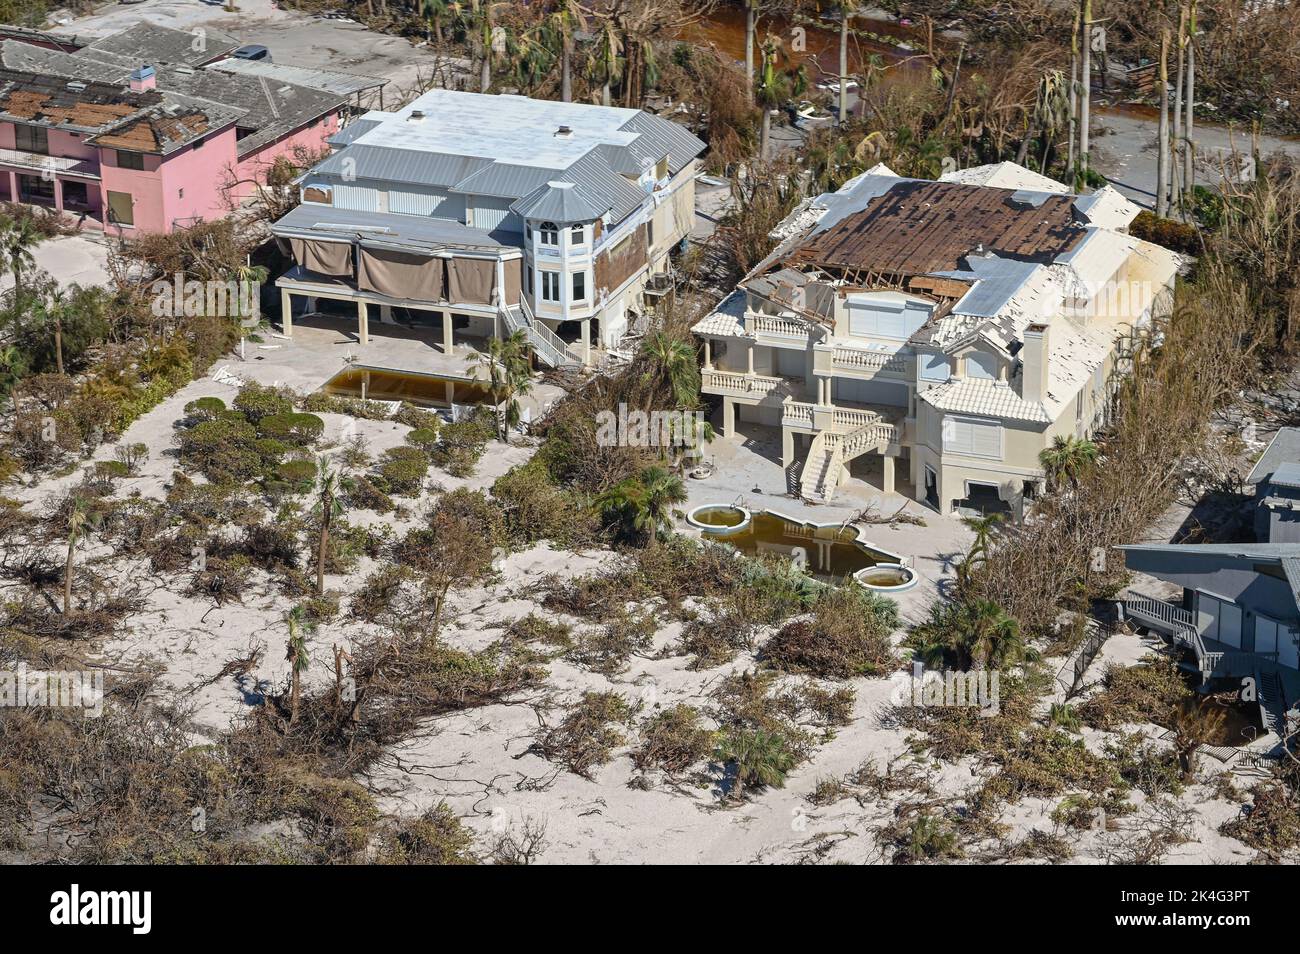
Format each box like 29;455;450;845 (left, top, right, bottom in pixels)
693;163;1182;515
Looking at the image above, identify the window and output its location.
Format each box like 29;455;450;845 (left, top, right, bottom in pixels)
920;352;950;382
966;351;997;380
572;270;586;301
570;223;585;244
116;151;145;171
539;222;558;246
106;190;134;226
15;124;48;154
527;266;534;295
540;270;560;302
18;175;53;202
942;415;1002;460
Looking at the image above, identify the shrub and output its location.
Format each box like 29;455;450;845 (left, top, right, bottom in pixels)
535;692;634;779
1078;658;1192;731
433;410;493;477
177;416;261;483
345;475;395;514
430;488;507;551
763;586;899;679
491;460;599;548
93;459;130;480
393;402;441;430
275;458;318;492
233;382;293;424
258;412;325;446
379;447;430;497
184;396;226;422
114;442;149;474
406;426;441;454
1130;210;1202;256
632;705;714;775
378;803;478;865
568;610;655;676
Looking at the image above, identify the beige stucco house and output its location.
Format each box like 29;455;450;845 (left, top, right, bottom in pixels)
693;163;1182;516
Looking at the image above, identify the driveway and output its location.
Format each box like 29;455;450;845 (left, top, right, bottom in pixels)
0;232;110;292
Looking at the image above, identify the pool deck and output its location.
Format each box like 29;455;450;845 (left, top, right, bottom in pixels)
245;314;567;419
680;421;973;622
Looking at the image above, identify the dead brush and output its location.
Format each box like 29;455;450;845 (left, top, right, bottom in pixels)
533;691;638;780
567;610;657;676
631;704;715;777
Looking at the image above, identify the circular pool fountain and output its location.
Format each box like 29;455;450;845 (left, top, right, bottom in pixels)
685;504;752;533
853;563;918;592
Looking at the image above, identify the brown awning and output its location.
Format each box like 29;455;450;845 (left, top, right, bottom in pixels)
290;238;354;278
501;258;522;307
447;256;496;306
357;246;444;301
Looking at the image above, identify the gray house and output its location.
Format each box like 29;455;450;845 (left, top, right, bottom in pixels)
1119;542;1300;735
1246;427;1300;544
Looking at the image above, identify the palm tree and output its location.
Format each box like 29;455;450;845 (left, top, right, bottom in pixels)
589;20;623;107
421;0;451;43
716;727;796;799
755;35;792;161
956;512;1003;591
544;0;585;102
598;465;686;549
63;497;99;614
914;598;1025;671
639;331;699;411
233;262;268;361
467;0;506;93
741;0;764;105
837;2;862;124
285;605;311;726
0;214;41;296
469;329;532;442
507;28;555;96
1170;699;1224;780
312;456;351;597
34;286;68;375
1039;435;1100;491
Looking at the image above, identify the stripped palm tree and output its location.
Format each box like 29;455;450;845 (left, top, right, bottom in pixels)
421;0;451;43
285;605;311;726
469;329;532;442
544;0;586;102
755;35;805;161
63;497;99;614
589;20;623;107
312;456;352;596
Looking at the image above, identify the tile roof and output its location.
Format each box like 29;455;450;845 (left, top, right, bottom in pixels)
919;378;1051;423
692;289;747;337
940;161;1070;194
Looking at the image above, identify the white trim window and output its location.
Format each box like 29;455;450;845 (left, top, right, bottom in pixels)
540;270;560;302
942;415;1003;460
539;221;559;246
572;270;587;302
570;223;585;245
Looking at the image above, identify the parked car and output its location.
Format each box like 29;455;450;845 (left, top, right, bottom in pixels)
232;45;271;62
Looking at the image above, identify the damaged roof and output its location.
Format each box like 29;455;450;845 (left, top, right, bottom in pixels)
81;22;239;67
0;67;244;154
789;178;1088;278
0;39;341;157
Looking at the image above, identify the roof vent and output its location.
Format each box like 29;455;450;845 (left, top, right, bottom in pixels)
174;65;194;75
407;109;425;122
66;81;86;91
555;125;573;138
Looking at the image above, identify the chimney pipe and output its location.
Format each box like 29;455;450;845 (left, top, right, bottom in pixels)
129;64;156;92
1021;322;1051;405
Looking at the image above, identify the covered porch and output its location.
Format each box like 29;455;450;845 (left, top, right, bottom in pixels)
0;150;104;227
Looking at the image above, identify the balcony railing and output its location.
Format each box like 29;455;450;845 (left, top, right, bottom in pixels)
701;369;788;399
832;346;909;375
746;313;807;339
0;148;101;180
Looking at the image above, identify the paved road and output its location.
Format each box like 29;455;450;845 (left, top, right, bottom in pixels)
1092;107;1300;208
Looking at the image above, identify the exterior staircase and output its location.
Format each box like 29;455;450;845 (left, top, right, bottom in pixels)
798;416;897;503
502;297;582;369
1257;667;1288;738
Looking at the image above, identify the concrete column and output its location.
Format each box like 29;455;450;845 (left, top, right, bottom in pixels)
357;300;369;345
442;312;453;354
882;455;895;494
747;341;755;375
817;377;826;405
280;289;293;337
723;396;736;438
782;427;794;468
581;318;591;365
6;171;16;204
53;178;63;214
703;338;712;369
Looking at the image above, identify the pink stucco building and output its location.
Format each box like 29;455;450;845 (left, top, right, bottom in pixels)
0;23;349;235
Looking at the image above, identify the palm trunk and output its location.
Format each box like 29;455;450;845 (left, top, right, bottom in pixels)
480;54;491;93
760;107;771;161
1066;16;1078;179
1183;2;1196;220
290;667;301;725
838;8;849;123
317;513;329;595
1171;6;1186;213
602;80;611;107
54;316;63;375
561;36;572;102
63;533;75;613
1156;30;1169;219
745;5;756;106
1078;0;1091;181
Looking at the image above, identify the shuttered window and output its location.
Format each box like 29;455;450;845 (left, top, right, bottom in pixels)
106;190;134;227
942;415;1002;459
847;297;931;340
